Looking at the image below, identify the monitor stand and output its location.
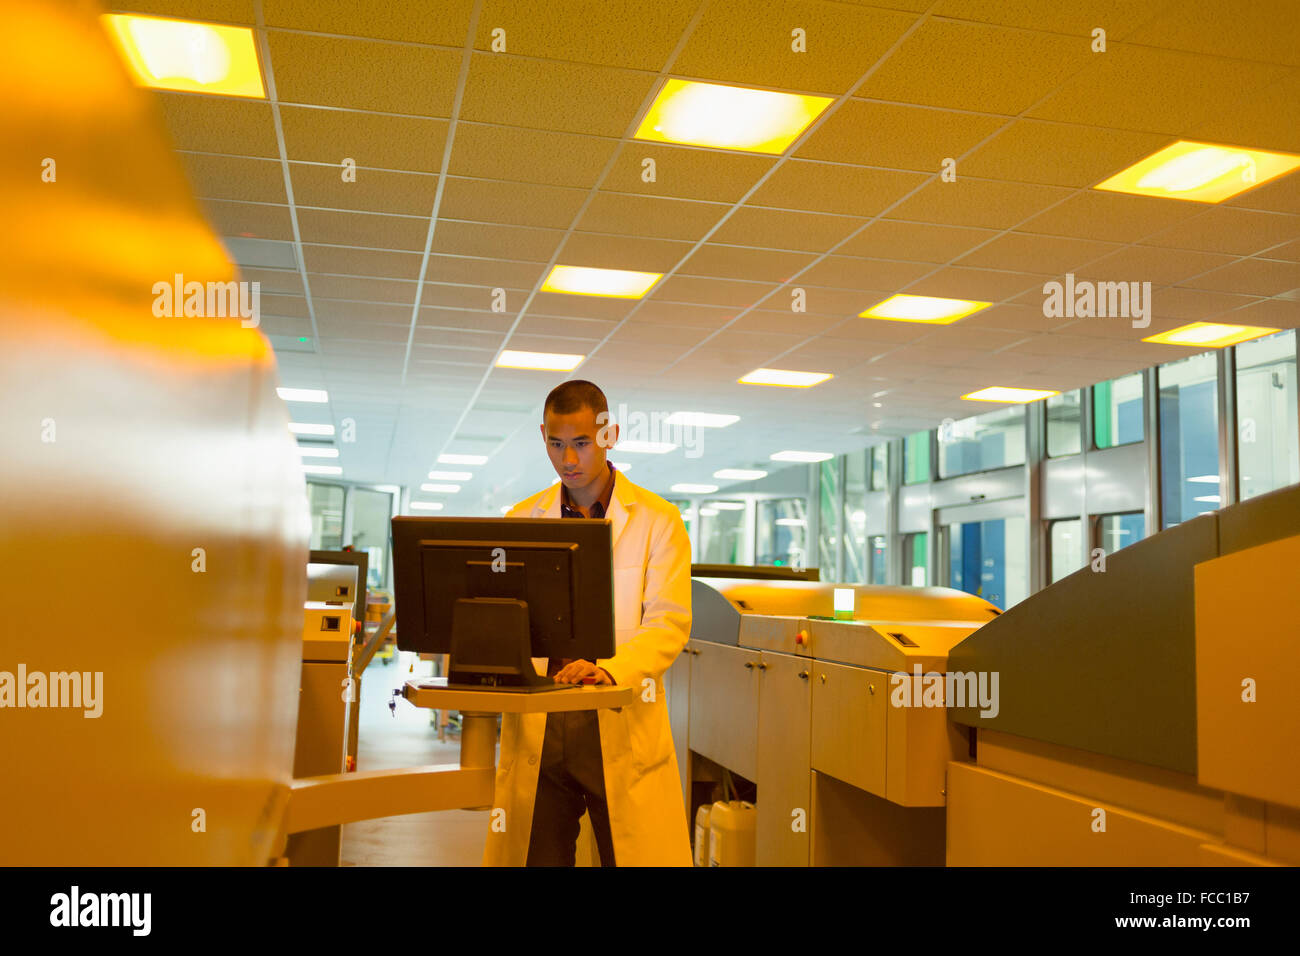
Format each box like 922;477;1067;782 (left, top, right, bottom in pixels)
445;597;571;693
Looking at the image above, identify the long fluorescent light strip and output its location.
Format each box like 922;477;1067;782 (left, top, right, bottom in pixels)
496;350;585;371
740;368;832;388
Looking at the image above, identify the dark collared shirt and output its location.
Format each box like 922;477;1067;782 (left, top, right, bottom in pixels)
551;462;617;680
559;462;617;519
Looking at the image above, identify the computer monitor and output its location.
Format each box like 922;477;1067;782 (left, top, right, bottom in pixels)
309;549;369;627
391;516;615;691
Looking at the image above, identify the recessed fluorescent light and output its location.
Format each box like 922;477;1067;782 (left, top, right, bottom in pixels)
298;447;339;458
277;387;328;403
672;483;719;494
410;502;444;511
634;78;833;154
496;349;585;371
499;506;511;514
859;294;990;324
428;470;472;481
439;454;487;465
289;422;334;436
770;450;833;463
710;502;746;511
775;518;807;527
617;440;677;454
1194;495;1222;503
1187;475;1220;484
1094;140;1300;203
101;14;266;98
714;469;767;481
541;265;662;299
301;464;342;476
420;483;461;493
739;368;832;388
962;386;1059;403
1142;322;1279;348
665;412;740;428
699;507;720;517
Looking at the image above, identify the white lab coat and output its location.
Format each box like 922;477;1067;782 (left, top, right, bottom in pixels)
482;469;693;866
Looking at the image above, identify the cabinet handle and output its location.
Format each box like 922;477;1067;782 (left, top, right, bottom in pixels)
798;670;809;680
756;661;767;670
743;661;754;669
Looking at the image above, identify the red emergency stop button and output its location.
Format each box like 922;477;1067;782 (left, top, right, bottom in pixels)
796;629;808;645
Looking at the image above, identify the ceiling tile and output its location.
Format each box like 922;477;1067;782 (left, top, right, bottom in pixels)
837;219;998;262
280;106;448;174
799;100;1005;172
291;163;438;215
603;143;776;203
268;31;464;116
1026;45;1290;135
154;92;279;157
960;120;1171;188
265;0;475;46
710;207;865;252
1018;190;1202;244
202;199;295;240
856;19;1093;115
889;178;1074;230
429;221;563;261
1140;208;1300;256
302;245;424;279
178;153;287;204
449;124;617;190
577;192;727;241
749;160;928;217
440;177;589;229
297;207;430;250
459;53;657;138
671;0;919;95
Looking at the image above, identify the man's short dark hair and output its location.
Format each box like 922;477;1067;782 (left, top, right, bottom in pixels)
543;380;608;420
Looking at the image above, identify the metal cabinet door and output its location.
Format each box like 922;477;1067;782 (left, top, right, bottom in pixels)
755;650;812;866
810;660;888;799
689;642;760;781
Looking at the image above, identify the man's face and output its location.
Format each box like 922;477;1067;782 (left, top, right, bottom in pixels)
540;406;617;493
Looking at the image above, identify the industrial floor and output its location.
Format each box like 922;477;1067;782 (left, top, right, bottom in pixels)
342;652;488;866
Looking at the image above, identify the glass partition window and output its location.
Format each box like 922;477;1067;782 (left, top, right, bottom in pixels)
1046;391;1082;457
1098;512;1145;555
757;498;808;570
869;443;888;491
1048;518;1084;583
698;501;746;564
937;407;1026;478
1159;353;1220;528
868;535;888;585
307;482;344;550
947;517;1027;609
903;431;931;485
1095;372;1145;449
841;453;867;584
350;488;394;588
903;531;929;586
1235;329;1299;501
817;458;841;576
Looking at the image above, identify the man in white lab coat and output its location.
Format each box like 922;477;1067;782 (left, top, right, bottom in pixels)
483;380;693;866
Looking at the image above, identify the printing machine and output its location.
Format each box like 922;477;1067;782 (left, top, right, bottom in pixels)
669;579;1002;865
944;483;1300;866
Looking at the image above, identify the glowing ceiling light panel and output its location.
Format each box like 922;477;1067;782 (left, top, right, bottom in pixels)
739;368;833;388
859;294;991;324
1095;141;1300;203
496;350;585;371
102;14;266;98
1142;322;1279;348
962;386;1059;403
541;265;662;298
634;79;833;154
